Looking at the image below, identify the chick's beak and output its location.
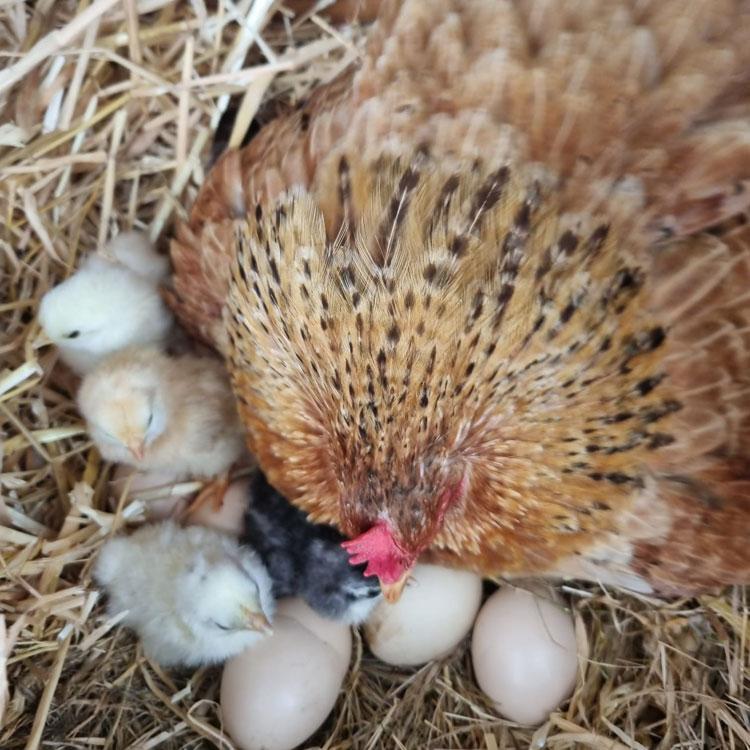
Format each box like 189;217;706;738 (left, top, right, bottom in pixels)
34;329;53;348
128;441;145;461
381;568;412;603
241;605;272;635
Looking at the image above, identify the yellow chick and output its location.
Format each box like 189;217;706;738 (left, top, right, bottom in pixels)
94;521;274;666
77;348;246;496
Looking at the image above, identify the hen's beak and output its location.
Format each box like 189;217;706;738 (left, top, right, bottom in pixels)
242;605;272;634
128;441;145;461
381;569;412;603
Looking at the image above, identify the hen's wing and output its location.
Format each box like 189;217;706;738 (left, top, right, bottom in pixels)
628;223;750;592
166;70;355;351
420;216;750;595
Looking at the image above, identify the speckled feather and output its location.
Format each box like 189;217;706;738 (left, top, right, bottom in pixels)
169;0;750;595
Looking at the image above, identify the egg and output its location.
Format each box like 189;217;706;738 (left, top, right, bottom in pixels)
275;598;351;672
471;587;578;725
364;563;482;666
221;602;350;750
109;465;194;520
186;478;249;535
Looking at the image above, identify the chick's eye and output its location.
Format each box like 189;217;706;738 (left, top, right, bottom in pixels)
96;426;119;443
65;330;80;339
210;620;232;632
147;412;153;427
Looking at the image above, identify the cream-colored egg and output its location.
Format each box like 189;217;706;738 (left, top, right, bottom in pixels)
365;564;482;666
221;614;346;750
471;587;578;725
275;598;351;671
186;478;249;535
109;465;193;519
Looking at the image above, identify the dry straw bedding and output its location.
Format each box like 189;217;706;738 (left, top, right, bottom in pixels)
0;1;748;748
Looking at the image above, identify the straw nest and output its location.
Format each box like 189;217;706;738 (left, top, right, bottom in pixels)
0;2;748;748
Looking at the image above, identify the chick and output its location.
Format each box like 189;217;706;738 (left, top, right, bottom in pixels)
94;521;274;666
242;471;381;624
38;232;172;373
77;347;245;503
107;230;169;284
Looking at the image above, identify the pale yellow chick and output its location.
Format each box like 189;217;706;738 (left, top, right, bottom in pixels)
94;521;274;666
77;348;245;487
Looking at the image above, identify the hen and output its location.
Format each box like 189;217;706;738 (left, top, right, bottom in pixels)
168;0;750;599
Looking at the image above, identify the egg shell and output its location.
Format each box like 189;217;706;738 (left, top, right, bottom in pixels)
275;598;352;671
186;478;249;535
110;465;193;519
221;614;345;750
365;563;482;666
471;587;578;725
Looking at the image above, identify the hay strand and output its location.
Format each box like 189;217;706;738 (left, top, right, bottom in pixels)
0;0;121;95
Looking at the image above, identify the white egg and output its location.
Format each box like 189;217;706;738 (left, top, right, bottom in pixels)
275;598;351;672
364;563;482;666
109;465;193;520
186;478;249;535
221;614;346;750
471;587;578;725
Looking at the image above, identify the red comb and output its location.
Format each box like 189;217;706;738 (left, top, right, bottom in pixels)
341;520;410;584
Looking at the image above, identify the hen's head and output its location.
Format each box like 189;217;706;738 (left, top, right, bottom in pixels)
340;469;469;600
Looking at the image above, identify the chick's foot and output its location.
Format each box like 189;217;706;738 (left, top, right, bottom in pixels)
187;474;231;515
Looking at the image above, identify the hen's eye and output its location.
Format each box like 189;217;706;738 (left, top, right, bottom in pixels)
65;330;81;339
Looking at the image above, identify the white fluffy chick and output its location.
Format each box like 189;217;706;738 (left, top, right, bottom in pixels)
107;230;169;284
77;347;245;479
94;521;275;666
38;232;172;373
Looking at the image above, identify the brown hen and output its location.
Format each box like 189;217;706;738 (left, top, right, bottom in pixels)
168;0;750;599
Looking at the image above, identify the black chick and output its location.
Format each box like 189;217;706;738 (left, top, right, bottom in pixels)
243;471;382;624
